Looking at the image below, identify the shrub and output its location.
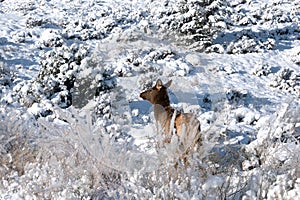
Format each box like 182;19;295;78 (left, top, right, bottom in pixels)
147;0;230;51
269;68;300;97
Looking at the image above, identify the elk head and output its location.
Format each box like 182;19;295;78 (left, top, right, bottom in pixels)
140;79;172;108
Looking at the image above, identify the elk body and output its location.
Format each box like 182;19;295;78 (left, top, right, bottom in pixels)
140;79;201;151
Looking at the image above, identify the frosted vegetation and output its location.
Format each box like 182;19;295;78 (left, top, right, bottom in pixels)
0;0;299;199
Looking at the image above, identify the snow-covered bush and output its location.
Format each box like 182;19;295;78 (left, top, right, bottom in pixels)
9;43;118;117
252;63;272;77
38;29;64;47
26;16;48;28
147;0;230;51
269;68;300;97
0;106;154;199
63;19;105;41
0;108;39;179
112;47;173;77
225;34;275;54
11;44;86;111
226;88;248;104
242;102;300;199
72;49;117;109
0;62;12;87
61;4;145;41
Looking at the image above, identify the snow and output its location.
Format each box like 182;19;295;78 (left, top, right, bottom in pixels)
0;0;300;199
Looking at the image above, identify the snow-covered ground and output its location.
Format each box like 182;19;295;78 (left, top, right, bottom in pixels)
0;0;299;199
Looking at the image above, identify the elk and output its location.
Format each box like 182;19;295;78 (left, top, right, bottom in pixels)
140;79;201;152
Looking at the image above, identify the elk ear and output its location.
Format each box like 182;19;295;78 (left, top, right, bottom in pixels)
156;79;163;90
165;80;172;88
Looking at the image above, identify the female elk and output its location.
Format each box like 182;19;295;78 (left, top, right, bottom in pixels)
140;79;201;151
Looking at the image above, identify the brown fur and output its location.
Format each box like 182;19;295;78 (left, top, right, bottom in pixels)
140;79;201;150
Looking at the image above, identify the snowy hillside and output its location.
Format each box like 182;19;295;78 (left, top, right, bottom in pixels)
0;0;299;199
